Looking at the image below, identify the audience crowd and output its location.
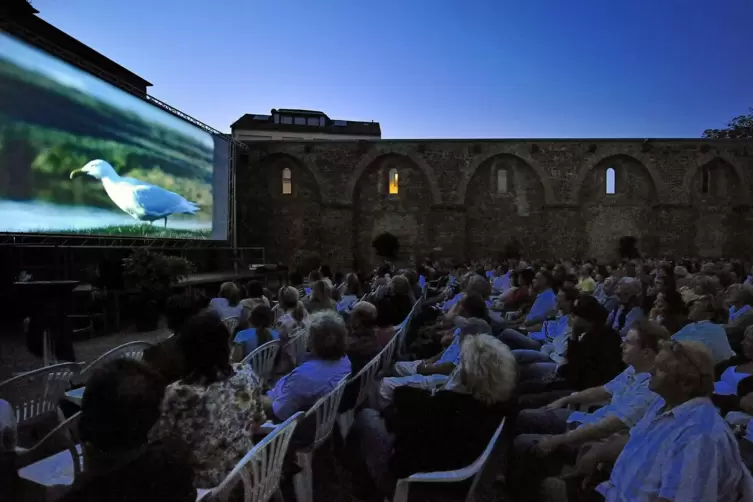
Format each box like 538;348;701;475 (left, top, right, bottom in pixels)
4;255;753;501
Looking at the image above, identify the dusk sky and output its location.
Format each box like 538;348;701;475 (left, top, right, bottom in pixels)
33;0;753;139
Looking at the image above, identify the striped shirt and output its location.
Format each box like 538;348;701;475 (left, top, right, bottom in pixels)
597;397;753;502
567;366;656;427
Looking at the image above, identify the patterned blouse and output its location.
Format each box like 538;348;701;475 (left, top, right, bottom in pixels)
149;364;262;489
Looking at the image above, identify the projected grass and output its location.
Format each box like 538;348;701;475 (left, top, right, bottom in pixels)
0;35;218;239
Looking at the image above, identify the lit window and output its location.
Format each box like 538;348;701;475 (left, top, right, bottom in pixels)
496;168;509;194
606;167;616;194
701;166;711;194
388;168;399;195
282;168;292;195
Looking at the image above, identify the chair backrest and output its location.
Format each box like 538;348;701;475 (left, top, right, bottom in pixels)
222;317;239;335
241;340;281;383
80;341;154;380
304;377;348;450
16;411;83;470
379;335;397;374
351;355;381;410
285;331;308;366
0;362;81;427
464;417;507;501
210;412;302;502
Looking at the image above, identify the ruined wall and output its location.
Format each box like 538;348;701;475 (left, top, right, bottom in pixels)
235;139;753;271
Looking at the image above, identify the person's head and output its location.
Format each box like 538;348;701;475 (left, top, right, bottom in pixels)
602;276;618;296
319;264;332;279
457;334;517;405
623;262;637;278
649;341;715;403
79;359;166;453
532;270;552;293
518;268;535;287
563;274;577;290
390;275;411;297
733;285;753;309
278;286;307;323
579;265;592;278
458;292;489;320
250;304;273;329
218;282;240;307
687;295;724;323
349;301;377;334
570;295;609;332
622;320;671;370
164;293;203;334
308;270;323;283
556;286;579;314
465;274;491;299
310;279;334;304
307;310;347;360
176;310;233;385
245;280;264;299
616;277;642;305
344;273;362;296
692;275;718;296
653;275;676;295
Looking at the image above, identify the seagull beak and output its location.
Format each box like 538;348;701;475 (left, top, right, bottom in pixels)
69;169;84;179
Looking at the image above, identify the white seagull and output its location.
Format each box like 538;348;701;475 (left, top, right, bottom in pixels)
70;159;201;227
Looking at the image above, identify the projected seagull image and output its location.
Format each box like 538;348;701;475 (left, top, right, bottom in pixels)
70;159;200;228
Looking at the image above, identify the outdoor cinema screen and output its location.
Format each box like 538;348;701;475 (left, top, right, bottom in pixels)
0;33;229;240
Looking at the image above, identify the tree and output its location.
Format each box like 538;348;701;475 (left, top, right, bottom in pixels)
372;232;400;260
703;108;753;139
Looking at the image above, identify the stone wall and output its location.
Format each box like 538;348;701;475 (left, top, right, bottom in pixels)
235;139;753;272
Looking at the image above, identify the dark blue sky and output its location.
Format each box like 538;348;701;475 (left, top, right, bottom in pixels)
34;0;753;138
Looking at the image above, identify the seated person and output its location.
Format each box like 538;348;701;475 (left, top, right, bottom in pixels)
238;280;270;324
576;265;596;294
149;311;264;489
377;312;492;408
346;301;383;374
263;310;352;422
725;285;753;351
508;320;668;500
353;333;517;497
578;341;753;501
208;282;243;320
605;277;644;339
59;359;196;502
500;270;556;338
503;286;577;356
672;294;735;364
648;289;688;335
337;273;363;314
304;279;337;314
232;304;279;361
516;295;625;396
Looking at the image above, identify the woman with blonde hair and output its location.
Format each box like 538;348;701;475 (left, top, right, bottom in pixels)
273;286;310;373
353;331;516;496
305;279;337;313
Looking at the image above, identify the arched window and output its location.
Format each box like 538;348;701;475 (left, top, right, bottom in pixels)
388;168;399;195
282;167;292;195
496;167;509;194
701;166;711;194
605;167;616;194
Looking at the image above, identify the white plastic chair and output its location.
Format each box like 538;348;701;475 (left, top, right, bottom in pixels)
78;341;153;381
241;340;281;384
0;362;81;431
199;412;303;502
337;355;381;439
286;331;309;366
379;335;398;374
16;411;82;471
391;417;507;502
292;377;349;502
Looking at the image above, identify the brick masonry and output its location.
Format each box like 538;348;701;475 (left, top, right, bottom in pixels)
236;139;753;272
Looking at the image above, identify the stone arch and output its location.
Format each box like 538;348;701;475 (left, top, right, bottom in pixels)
259;152;325;202
346;148;442;205
681;151;749;205
456;147;556;205
570;151;666;203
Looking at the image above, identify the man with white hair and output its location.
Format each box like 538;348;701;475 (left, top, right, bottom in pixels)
606;277;644;338
572;341;753;501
